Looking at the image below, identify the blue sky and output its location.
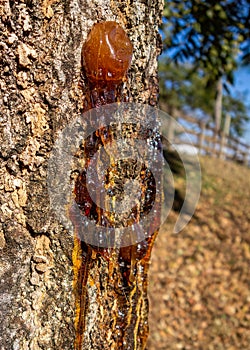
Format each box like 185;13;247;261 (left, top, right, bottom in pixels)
232;66;250;144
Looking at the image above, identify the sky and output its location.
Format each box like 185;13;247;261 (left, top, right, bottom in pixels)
232;66;250;144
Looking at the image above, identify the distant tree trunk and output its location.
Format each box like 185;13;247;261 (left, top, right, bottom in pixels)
214;78;223;132
212;77;223;155
0;1;163;349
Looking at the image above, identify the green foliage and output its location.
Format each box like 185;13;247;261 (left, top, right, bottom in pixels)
159;61;250;136
159;62;215;115
160;0;250;136
163;0;250;82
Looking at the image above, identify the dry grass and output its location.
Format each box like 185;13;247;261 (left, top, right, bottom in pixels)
147;157;250;350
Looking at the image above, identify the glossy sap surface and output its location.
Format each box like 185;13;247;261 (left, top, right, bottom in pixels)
82;21;133;84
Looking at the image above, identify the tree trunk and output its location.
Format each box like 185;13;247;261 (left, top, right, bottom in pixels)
214;77;223;132
0;1;163;349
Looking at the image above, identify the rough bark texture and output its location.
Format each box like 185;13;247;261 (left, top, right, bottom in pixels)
0;1;163;349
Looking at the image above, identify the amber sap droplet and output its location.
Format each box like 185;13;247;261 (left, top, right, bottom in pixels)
82;21;133;85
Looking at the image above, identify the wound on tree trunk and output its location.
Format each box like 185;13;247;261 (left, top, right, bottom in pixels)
70;22;162;349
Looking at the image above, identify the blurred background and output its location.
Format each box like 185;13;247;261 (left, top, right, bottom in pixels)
147;1;250;349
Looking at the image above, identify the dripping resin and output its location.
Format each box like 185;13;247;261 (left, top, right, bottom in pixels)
71;22;158;350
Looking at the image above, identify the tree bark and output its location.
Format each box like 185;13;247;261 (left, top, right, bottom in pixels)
0;1;163;349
